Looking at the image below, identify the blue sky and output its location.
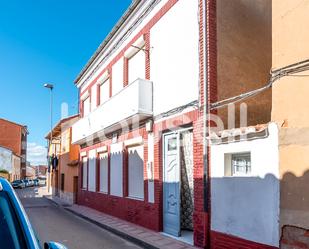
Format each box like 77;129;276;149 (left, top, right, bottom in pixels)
0;0;131;165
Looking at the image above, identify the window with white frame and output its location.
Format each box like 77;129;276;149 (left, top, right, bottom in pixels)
82;157;88;189
99;152;108;193
128;145;144;199
224;152;251;176
83;96;90;117
99;78;110;105
128;47;145;84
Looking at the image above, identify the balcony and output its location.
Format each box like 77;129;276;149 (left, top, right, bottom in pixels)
72;79;153;144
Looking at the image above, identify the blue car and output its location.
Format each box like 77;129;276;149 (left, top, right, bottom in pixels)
0;178;67;249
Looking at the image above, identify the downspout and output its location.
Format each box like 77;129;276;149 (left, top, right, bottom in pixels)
203;0;211;247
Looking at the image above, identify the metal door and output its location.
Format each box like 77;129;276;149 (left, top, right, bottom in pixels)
163;132;180;236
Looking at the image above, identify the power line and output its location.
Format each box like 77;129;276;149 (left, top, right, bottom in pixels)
210;59;309;110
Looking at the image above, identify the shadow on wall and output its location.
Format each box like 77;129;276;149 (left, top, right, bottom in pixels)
280;170;309;249
211;174;280;247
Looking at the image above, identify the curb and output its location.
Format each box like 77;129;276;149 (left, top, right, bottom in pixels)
64;208;157;249
44;196;157;249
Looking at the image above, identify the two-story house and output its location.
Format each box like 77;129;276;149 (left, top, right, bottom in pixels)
72;0;206;246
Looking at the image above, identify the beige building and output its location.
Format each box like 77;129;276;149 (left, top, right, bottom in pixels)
272;0;309;246
46;115;79;205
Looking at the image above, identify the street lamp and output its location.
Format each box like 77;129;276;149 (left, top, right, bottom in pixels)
44;83;54;194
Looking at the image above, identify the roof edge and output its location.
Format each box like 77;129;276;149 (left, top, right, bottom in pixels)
74;0;143;85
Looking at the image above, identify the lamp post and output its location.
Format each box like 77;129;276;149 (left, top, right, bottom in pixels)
44;83;54;194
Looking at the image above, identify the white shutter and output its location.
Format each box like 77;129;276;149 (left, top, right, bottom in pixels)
82;157;87;189
128;145;144;199
88;149;96;192
110;143;123;197
100;79;110;104
91;85;97;111
83;97;90;116
112;59;124;96
99;152;108;193
128;49;145;84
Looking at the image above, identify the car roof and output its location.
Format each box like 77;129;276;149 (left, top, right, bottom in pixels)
0;177;13;192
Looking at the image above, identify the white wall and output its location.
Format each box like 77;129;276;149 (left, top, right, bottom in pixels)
88;149;97;192
110;142;123;197
0;147;13;173
210;123;280;247
150;0;199;115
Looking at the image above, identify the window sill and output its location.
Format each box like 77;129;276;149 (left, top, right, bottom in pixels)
127;196;144;202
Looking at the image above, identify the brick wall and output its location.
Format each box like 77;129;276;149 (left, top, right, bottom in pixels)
211;231;278;249
77;110;203;239
0;119;23;156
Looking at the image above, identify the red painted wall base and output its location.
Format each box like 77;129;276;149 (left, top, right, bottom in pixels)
211;231;279;249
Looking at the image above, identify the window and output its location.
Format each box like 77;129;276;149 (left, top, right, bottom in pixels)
91;85;97;111
61;174;65;191
128;47;145;84
82;157;87;189
110;143;123;197
112;59;124;96
88;149;97;192
99;79;110;105
225;152;251;176
99;152;108;193
83;96;90;117
128;145;144;199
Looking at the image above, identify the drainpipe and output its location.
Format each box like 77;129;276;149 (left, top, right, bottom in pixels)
202;0;211;247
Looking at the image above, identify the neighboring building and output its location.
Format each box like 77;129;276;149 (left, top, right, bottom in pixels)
0;118;28;179
0;145;22;181
35;165;48;177
46;115;79;205
207;0;309;248
271;0;309;247
26;165;36;179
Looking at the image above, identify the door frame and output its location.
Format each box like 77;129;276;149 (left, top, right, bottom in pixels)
162;127;193;236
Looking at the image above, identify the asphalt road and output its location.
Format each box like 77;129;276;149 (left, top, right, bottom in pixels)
16;187;142;249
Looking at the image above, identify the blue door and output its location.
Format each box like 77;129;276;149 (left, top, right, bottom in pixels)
163;133;180;236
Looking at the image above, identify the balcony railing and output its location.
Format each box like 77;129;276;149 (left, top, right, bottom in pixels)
72;79;153;144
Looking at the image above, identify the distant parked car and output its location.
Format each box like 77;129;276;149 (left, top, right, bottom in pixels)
33;179;39;186
11;180;26;189
23;179;30;187
0;178;68;249
28;180;34;187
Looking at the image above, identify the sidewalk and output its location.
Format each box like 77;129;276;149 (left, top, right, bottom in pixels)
45;195;198;249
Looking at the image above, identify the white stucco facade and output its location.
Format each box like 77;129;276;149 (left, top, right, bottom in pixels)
210;123;280;247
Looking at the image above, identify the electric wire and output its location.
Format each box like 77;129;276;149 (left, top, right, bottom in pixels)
210;59;309;110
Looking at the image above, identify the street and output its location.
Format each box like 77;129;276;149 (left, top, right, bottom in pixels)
16;187;142;249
